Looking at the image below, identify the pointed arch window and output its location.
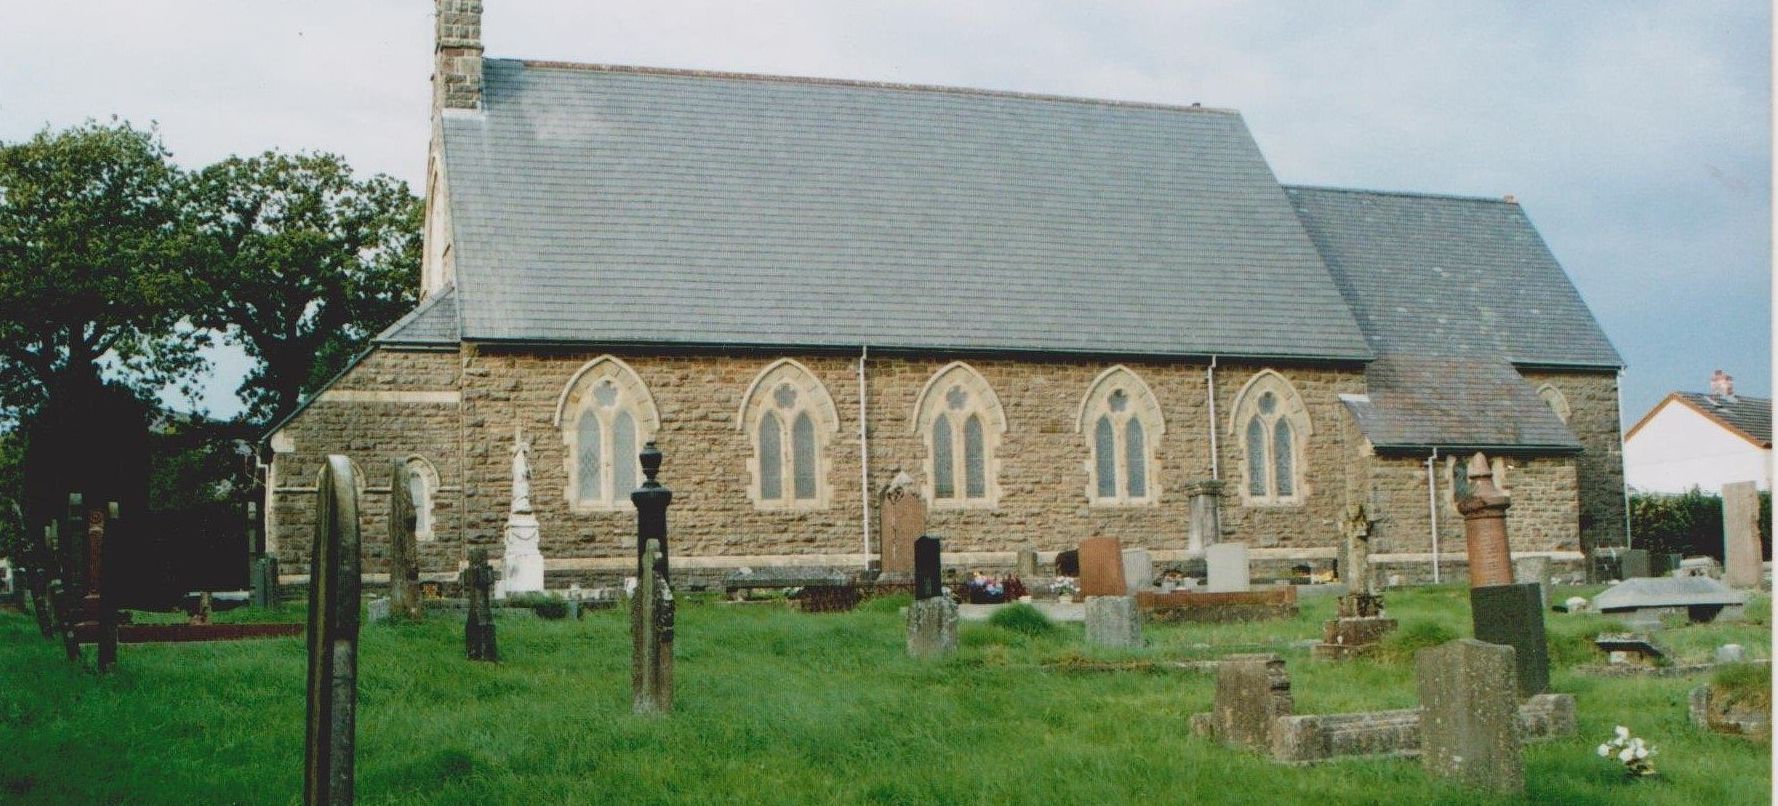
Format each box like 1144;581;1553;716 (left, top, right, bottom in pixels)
1078;366;1165;505
554;357;660;511
739;360;840;509
1536;384;1572;424
914;363;1006;508
1230;370;1311;506
404;456;441;541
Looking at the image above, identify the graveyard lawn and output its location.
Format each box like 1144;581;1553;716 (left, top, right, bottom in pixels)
0;586;1768;805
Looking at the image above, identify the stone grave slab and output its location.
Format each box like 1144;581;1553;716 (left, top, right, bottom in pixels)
1205;542;1250;593
1078;537;1126;597
1121;548;1154;594
1591;576;1748;628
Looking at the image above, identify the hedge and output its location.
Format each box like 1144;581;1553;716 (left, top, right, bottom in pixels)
1629;488;1771;560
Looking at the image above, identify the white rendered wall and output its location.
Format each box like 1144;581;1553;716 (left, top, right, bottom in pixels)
1624;402;1771;492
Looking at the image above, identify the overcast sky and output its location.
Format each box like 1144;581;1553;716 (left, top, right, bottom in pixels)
3;1;1769;423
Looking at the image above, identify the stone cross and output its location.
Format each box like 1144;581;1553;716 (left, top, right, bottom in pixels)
631;442;674;715
1338;502;1375;594
913;535;943;600
1457;453;1513;588
1416;639;1524;794
461;548;498;662
877;471;925;577
304;455;362;806
1722;480;1762;589
387;459;423;622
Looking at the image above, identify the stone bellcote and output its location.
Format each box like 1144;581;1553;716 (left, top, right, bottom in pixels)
434;0;483;113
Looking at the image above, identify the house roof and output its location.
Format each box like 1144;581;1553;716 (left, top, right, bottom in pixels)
1627;392;1773;448
372;285;459;347
1287;187;1611;452
435;59;1373;361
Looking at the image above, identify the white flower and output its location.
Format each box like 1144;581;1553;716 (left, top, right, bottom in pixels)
1597;744;1612;757
1633;746;1648;760
1618;748;1634;763
1615;725;1630;741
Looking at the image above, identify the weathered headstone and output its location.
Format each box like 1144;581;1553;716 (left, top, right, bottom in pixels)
1184;479;1224;551
1416;639;1523;794
304;455;362;806
913;535;943;601
461;548;498;662
1015;544;1039;580
907;534;957;658
499;427;545;597
1205;542;1250;593
252;555;281;609
1512;555;1551;608
1339;502;1376;593
1121;548;1154;593
878;471;924;578
1078;537;1126;597
1471;583;1549;696
387;459;423;622
1084;595;1142;648
1723;481;1763;589
1203;654;1293;752
1617;549;1651;581
631;442;674;714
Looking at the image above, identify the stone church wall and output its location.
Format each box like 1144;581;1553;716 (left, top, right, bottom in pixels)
265;346;1612;584
1519;369;1627;552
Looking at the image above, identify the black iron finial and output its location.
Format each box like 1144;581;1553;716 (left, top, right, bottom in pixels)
640;441;663;485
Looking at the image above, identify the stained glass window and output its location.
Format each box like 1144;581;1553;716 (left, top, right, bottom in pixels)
1125;418;1146;498
1272;418;1293;497
1095;415;1117;498
932;413;954;499
963;415;986;498
792;411;817;500
613;410;637;495
576;410;601;501
1246;416;1267;497
758;413;782;499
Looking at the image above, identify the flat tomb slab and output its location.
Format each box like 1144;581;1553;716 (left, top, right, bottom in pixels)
1592;576;1747;611
1134;586;1297;623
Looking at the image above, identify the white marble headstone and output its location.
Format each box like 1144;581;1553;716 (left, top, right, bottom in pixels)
1121;548;1154;594
1205;542;1251;593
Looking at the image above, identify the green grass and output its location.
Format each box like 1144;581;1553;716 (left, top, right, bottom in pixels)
0;586;1768;804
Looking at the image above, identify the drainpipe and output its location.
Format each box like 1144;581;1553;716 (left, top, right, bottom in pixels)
1207;356;1220;480
1426;448;1441;583
858;345;871;568
1616;372;1632;550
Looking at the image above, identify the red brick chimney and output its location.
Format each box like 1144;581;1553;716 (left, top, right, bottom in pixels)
434;0;483;113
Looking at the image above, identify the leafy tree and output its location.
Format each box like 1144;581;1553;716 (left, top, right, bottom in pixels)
186;152;421;426
0;120;205;425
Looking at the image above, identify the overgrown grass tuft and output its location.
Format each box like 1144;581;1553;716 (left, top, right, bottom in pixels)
1376;620;1457;663
1711;662;1771;711
988;603;1055;636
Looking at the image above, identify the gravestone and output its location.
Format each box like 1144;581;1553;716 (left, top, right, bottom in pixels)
498;427;545;597
1339;502;1376;593
1512;556;1551;608
1205;542;1250;593
1416;639;1523;794
1456;454;1513;587
1618;549;1651;581
1015;544;1039;580
1084;595;1142;648
304;456;362;805
387;459;423;622
461;548;498;662
908;535;957;658
878;471;924;578
631;442;675;714
251;555;280;609
1650;552;1684;577
1078;537;1126;597
1120;548;1153;594
913;536;943;600
1471;583;1548;696
1723;481;1763;588
1207;654;1292;753
1055;549;1080;578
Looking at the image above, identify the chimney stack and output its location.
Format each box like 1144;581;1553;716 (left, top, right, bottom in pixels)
1710;369;1737;401
434;0;483;113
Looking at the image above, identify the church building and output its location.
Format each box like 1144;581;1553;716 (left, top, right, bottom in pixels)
263;2;1627;585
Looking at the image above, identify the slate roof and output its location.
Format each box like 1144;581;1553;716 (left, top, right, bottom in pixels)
435;60;1372;361
1287;187;1617;452
372;286;459;347
1671;392;1772;446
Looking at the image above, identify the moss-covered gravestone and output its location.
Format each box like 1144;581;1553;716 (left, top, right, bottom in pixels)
387;459;423;622
1416;639;1523;794
304;455;362;805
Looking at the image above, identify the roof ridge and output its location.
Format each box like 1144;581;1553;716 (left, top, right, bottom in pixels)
503;58;1240;116
1285;184;1519;206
